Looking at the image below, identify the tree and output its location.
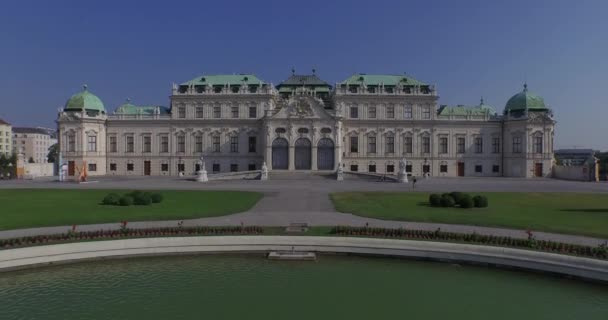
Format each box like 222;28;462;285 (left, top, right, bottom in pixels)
47;143;58;163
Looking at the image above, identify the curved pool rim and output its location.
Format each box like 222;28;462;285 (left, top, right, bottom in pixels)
0;236;606;282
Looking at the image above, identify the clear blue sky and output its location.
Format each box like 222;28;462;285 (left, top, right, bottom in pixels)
1;0;606;150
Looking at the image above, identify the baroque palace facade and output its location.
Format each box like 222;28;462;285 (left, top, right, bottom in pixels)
57;71;555;178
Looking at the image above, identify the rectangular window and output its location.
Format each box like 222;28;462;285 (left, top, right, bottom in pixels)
406;164;412;173
212;163;220;173
368;136;376;154
195;107;204;118
368;106;376;118
230;164;238;172
350;136;358;153
386;136;394;153
178;107;186;119
475;165;483;173
440;164;448;173
386;105;395;119
422;137;430;154
231;106;239;118
368;165;376;173
439;137;448;154
87;136;97;152
230;136;239;153
492;137;500;154
492;165;500;173
126;136;134;153
457;137;465;154
404;137;413;153
68;135;76;152
161;163;168;172
109;136;117;153
350;106;358;118
386;164;394;173
475;137;483;154
249;106;257;118
177;163;185;172
213;136;220;152
177;135;185;153
422;106;431;119
534;136;543;154
127;163;134;171
248;163;256;171
213;106;221;118
404;106;412;119
88;163;97;172
513;137;522;153
350;165;358;172
195;135;203;153
110;163;117;171
423;165;430;173
160;136;169;153
248;136;256;153
143;136;151;153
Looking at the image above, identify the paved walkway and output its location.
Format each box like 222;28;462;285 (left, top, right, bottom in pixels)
0;176;606;246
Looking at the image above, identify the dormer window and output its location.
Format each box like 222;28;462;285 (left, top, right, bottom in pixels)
231;86;239;93
349;86;357;93
213;86;222;93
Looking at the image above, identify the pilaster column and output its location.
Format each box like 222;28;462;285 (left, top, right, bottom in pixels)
266;146;273;170
288;145;295;170
312;146;318;170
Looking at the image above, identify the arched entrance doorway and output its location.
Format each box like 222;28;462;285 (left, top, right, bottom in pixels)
294;138;312;170
272;138;289;169
317;138;335;170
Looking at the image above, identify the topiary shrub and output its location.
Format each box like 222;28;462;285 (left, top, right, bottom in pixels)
429;194;441;207
473;195;489;208
119;195;134;206
133;192;152;206
459;194;474;208
102;193;121;205
450;192;466;204
151;193;163;204
440;194;455;207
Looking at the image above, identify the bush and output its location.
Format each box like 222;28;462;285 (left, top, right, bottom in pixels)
151;193;163;203
102;193;121;205
119;195;134;206
473;195;489;208
459;194;474;208
133;192;152;206
440;194;455;207
429;194;442;207
450;192;466;204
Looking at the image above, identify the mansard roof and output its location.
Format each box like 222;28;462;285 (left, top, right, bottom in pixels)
114;99;169;115
339;74;427;86
438;99;497;116
181;74;267;86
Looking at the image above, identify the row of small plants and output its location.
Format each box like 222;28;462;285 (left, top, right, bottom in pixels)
0;225;264;249
330;226;608;260
102;191;163;206
429;192;488;208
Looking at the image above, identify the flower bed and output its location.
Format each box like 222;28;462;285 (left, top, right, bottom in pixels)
0;226;264;250
330;226;608;260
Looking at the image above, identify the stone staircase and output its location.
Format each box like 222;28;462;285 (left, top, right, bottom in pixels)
268;171;336;180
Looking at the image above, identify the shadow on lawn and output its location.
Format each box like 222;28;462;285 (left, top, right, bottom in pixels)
417;202;431;207
560;209;608;213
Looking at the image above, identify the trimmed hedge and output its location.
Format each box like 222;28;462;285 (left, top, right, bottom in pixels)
102;193;121;205
151;193;163;203
429;194;442;207
459;194;474;209
119;195;134;206
440;194;455;207
473;195;488;208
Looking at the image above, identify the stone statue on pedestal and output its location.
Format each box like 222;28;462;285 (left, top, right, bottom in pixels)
196;156;208;182
260;161;268;180
336;162;344;181
398;158;408;183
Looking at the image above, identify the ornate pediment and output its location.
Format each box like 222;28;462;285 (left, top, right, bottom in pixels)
269;95;335;120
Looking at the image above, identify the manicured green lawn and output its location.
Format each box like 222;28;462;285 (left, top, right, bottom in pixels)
0;189;263;230
330;192;608;238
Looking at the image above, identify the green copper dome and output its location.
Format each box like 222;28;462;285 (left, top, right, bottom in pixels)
64;85;106;113
504;84;546;114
